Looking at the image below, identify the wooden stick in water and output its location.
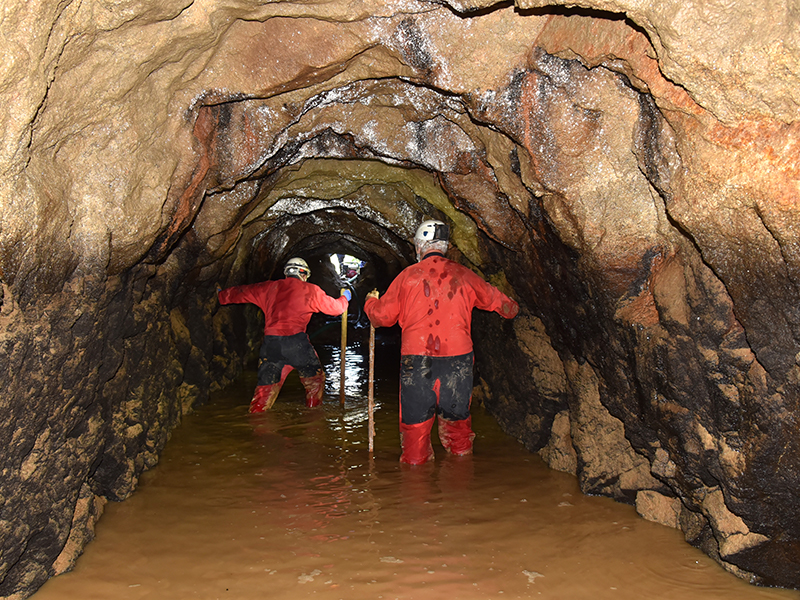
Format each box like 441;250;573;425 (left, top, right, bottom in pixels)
340;288;348;407
368;322;375;453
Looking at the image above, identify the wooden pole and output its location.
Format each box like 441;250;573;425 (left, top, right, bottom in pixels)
368;323;376;453
340;288;348;407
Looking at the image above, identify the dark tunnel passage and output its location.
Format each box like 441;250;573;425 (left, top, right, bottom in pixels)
224;208;415;361
247;208;416;297
3;2;800;598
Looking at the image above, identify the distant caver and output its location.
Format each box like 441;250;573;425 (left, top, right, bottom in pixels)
218;257;351;411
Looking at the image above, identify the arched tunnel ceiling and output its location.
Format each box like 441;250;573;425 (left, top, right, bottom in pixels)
197;155;485;295
4;0;797;292
202;158;481;271
188;77;528;269
186;55;668;302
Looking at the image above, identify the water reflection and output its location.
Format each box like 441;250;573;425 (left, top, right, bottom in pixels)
323;342;372;404
31;344;800;600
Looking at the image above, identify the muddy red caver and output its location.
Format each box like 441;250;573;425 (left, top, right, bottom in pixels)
218;257;349;411
365;221;518;465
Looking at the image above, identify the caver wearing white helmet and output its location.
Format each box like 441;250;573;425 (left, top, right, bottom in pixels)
365;216;519;465
284;257;311;281
217;254;350;412
413;219;450;261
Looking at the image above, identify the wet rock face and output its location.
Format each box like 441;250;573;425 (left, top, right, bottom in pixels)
2;0;800;596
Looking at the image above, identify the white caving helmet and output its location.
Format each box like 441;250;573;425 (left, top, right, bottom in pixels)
414;220;450;245
284;257;311;281
414;219;449;260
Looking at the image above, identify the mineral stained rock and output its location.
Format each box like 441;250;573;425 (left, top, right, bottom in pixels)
1;0;799;596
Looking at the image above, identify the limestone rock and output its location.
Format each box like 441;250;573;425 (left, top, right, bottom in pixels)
538;410;577;475
636;490;681;529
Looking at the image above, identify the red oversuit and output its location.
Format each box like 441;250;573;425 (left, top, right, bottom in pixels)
219;277;348;411
364;253;518;464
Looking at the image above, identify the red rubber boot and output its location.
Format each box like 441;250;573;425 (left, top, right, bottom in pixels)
438;416;475;456
399;418;435;465
300;371;326;407
249;384;281;413
249;365;293;412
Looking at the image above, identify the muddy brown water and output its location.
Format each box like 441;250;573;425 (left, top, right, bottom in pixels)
33;341;799;600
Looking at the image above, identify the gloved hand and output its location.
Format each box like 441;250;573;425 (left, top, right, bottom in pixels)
341;289;352;301
216;285;222;294
366;289;379;300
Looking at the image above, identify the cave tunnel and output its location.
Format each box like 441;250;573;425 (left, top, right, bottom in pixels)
2;0;800;597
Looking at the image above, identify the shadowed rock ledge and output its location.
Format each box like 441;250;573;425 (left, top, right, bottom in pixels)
1;0;799;597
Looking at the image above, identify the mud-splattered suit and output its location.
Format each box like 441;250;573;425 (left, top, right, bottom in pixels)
364;253;518;464
218;277;348;411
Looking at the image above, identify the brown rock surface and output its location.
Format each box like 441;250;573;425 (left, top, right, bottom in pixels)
2;0;800;596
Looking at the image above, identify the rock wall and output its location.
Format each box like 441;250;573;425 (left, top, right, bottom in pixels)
1;0;799;596
0;264;245;596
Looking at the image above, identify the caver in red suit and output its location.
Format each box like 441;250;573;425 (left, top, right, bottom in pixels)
364;220;519;465
218;257;350;412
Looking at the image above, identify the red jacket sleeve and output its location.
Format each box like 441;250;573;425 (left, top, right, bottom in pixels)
218;281;274;306
466;270;519;319
307;284;349;316
364;272;405;327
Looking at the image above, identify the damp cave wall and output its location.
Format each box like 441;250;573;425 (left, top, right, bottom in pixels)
2;0;800;598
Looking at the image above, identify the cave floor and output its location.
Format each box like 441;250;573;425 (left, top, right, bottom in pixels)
32;341;798;600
